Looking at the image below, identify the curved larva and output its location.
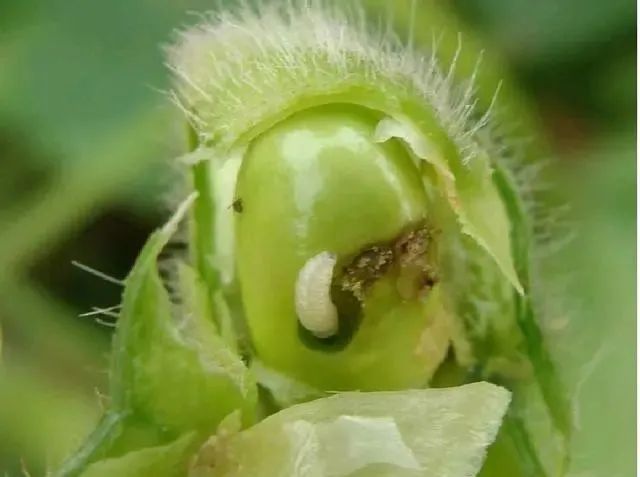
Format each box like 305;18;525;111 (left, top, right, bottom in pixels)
295;252;339;338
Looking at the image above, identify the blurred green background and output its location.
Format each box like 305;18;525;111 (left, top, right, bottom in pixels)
0;1;635;476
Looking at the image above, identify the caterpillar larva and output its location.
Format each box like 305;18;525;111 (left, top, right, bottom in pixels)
294;251;339;338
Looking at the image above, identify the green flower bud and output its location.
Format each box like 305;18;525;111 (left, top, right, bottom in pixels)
58;2;572;476
235;105;448;391
169;4;526;395
166;2;570;475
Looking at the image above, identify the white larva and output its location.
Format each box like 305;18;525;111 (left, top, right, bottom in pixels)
295;251;339;338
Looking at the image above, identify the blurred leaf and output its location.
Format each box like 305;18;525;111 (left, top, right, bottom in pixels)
0;276;109;385
590;52;636;122
541;129;636;477
0;107;174;277
0;366;100;475
0;0;214;160
451;0;635;65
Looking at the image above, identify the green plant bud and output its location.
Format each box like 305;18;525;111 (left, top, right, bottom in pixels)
235;105;449;391
166;2;571;475
57;2;573;477
170;3;526;393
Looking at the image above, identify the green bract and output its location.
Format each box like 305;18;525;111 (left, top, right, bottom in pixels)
58;2;571;477
56;196;257;477
191;382;511;477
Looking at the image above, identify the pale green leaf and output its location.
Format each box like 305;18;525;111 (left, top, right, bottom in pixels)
110;194;257;432
81;433;198;477
192;382;511;477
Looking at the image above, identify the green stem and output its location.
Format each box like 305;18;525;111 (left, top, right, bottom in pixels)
505;413;548;477
55;412;126;477
188;126;221;332
494;165;572;440
55;412;166;477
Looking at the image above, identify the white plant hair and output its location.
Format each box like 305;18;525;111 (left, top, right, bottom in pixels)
166;0;495;166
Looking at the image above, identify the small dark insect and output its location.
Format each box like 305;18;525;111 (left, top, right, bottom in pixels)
230;198;244;213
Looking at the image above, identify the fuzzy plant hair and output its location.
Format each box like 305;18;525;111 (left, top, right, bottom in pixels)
167;1;493;161
166;0;535;292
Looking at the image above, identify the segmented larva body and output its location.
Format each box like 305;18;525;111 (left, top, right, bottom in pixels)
295;252;338;338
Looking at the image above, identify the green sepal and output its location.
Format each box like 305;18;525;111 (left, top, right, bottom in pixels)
493;164;572;438
56;195;257;476
80;432;199;477
473;164;572;476
110;194;257;433
374;117;523;295
190;382;511;477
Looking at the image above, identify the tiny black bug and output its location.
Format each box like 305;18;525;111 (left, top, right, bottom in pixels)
230;198;243;213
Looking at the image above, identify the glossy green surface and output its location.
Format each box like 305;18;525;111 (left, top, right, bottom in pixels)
235;105;448;391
